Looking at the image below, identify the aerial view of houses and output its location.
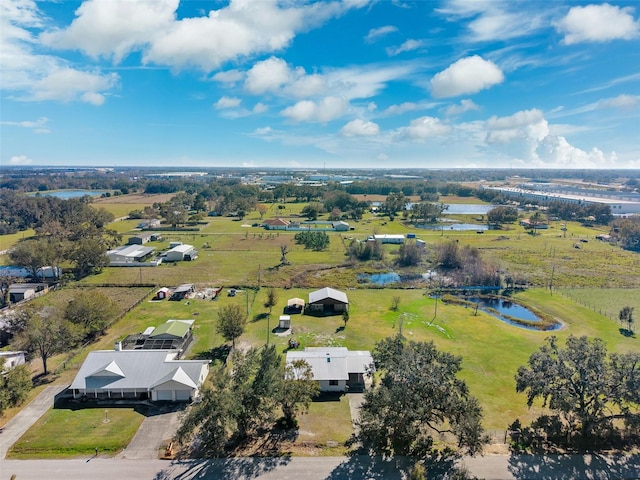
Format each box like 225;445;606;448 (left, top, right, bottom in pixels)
2;1;640;479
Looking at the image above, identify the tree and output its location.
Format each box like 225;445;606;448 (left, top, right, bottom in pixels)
14;306;80;375
279;359;319;427
301;203;321;221
65;290;119;339
397;243;422;267
0;359;32;416
619;306;634;333
515;335;640;444
256;203;269;220
342;309;350;328
487;206;519;225
8;238;53;279
357;334;485;458
409;203;448;224
264;288;278;315
216;304;247;349
279;244;290;265
69;237;110;277
294;231;330;251
382;192;406;220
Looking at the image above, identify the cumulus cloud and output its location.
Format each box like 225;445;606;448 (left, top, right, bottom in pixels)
484;108;616;167
253;102;268;114
386;39;426;56
9;155;33;165
444;99;479;116
215;96;242;109
382;101;438;116
401;116;452;140
42;0;370;72
556;3;639;44
41;0;178;63
212;69;244;85
340;119;380;137
430;55;504;98
281;96;348;123
365;25;398;43
244;57;291;94
1;0;119;104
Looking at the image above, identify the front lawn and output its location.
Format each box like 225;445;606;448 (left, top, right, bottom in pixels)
8;402;145;458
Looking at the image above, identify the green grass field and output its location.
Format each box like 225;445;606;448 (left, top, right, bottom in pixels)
4;194;640;457
8;403;145;458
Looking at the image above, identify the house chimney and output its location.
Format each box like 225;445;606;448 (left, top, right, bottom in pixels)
114;341;122;351
326;353;331;363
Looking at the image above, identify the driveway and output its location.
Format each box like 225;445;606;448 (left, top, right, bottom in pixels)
118;404;184;459
0;384;68;459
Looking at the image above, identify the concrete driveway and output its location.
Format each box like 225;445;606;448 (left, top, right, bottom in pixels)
0;384;68;459
118;404;184;459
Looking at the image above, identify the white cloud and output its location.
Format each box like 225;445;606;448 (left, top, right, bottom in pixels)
215;96;242;109
437;0;548;42
430;55;504;98
244;57;291;94
382;101;438;116
1;116;49;132
401;116;452;140
597;94;639;110
281;96;348;123
386;39;426;56
41;0;178;63
212;69;244;85
365;25;398;43
1;0;119;104
253;102;268;114
484;108;616;168
9;155;33;165
340;119;380;137
444;99;479;116
556;3;639;45
254;126;273;135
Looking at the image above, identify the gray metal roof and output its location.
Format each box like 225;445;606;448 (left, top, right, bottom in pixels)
308;287;348;305
107;244;155;258
286;347;372;381
70;350;209;392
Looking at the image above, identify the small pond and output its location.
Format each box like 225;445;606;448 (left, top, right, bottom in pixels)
464;296;562;331
416;223;491;231
358;272;426;285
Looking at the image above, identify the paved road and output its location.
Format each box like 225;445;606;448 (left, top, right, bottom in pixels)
0;385;68;459
3;454;640;480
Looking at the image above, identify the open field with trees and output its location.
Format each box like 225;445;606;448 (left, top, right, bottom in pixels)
1;170;638;459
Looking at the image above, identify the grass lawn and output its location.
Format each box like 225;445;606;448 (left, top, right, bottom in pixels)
0;229;36;254
7;402;145;458
294;393;354;455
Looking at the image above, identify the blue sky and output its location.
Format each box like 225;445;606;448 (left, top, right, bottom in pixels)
1;0;639;169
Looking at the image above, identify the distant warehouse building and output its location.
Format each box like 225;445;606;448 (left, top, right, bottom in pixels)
486;186;640;215
165;244;198;262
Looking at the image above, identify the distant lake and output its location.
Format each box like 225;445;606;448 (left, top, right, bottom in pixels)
29;190;109;199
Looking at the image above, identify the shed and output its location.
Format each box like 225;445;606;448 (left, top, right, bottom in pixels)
332;221;351;231
8;283;47;303
279;315;291;329
155;287;170;300
0;351;26;372
165;244;197;262
170;284;195;300
128;233;152;245
107;245;156;264
286;297;305;314
308;287;348;315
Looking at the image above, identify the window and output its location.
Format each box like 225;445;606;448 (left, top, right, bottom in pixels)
329;380;339;386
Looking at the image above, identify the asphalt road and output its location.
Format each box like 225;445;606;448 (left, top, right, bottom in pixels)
3;454;640;480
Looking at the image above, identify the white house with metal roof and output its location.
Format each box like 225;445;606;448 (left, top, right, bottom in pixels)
107;244;157;265
69;349;210;402
286;347;373;392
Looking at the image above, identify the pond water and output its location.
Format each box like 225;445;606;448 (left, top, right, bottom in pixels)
416;223;491;231
464;296;561;330
29;190;109;199
405;203;495;215
358;272;427;285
